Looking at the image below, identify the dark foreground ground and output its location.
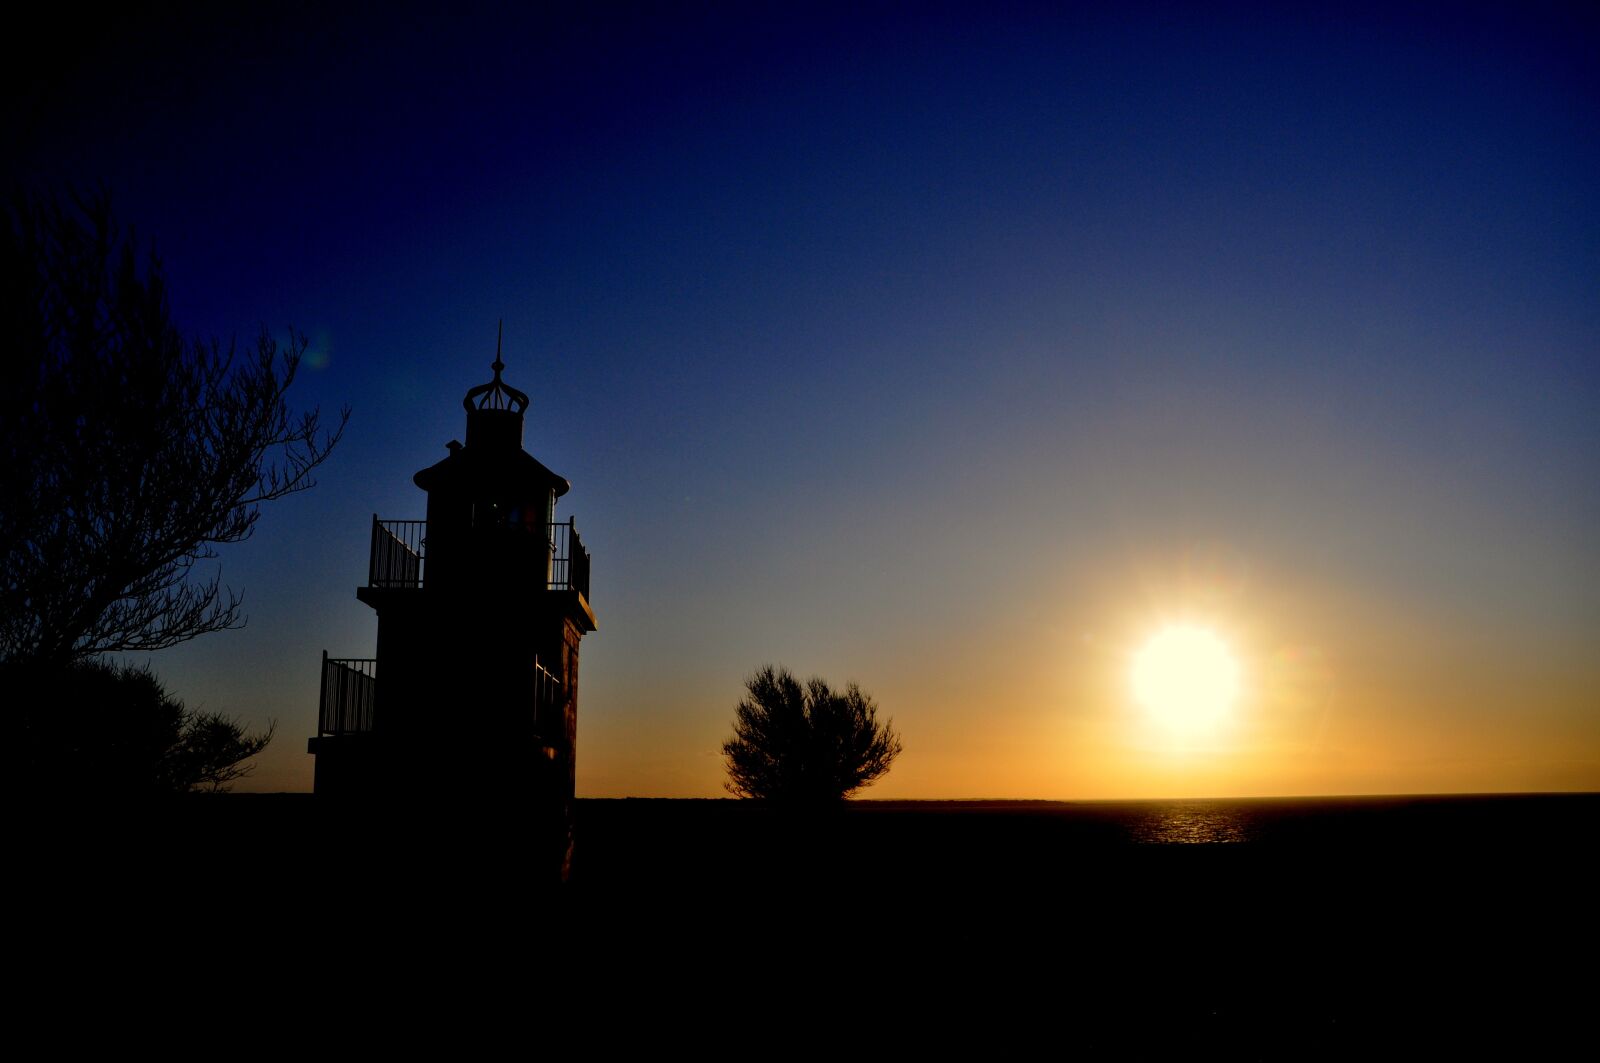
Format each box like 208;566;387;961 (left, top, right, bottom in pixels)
16;792;1594;1052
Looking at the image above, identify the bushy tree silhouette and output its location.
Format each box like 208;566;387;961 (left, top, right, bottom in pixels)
0;189;347;667
723;665;902;803
9;658;274;794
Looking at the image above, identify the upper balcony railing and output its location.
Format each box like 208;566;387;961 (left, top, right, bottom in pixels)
368;515;590;600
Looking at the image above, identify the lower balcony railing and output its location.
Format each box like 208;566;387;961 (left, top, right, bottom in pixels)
319;653;376;736
314;654;564;739
532;659;562;736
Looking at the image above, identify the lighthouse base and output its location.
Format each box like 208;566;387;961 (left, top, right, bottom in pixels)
308;732;574;884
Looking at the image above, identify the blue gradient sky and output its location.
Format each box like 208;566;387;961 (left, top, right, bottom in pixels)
11;3;1597;796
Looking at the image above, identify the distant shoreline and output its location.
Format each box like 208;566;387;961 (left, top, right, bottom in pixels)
211;789;1598;802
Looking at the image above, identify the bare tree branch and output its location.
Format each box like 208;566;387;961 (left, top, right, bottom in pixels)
0;189;349;666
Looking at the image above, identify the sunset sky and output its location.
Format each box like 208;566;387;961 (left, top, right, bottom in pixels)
11;3;1596;798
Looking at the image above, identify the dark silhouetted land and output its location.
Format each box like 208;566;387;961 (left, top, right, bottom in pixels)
16;793;1590;1050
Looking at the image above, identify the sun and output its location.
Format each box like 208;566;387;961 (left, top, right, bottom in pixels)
1131;624;1241;737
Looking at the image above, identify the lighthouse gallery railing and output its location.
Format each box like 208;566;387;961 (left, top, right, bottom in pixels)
368;515;590;599
319;653;376;736
317;654;563;737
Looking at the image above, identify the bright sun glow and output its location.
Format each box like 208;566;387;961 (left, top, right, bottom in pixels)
1131;624;1241;737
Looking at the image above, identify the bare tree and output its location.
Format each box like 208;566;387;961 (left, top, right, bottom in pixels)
723;665;903;803
0;190;348;666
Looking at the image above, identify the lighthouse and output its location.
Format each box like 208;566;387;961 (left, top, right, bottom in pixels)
308;333;596;882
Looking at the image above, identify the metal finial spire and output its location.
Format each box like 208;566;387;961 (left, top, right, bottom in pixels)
463;319;528;414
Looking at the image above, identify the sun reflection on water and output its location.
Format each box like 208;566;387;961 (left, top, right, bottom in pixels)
1134;801;1255;844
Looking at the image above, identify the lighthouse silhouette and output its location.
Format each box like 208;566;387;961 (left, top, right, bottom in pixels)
309;328;596;882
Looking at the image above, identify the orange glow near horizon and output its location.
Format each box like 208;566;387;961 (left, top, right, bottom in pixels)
554;546;1600;803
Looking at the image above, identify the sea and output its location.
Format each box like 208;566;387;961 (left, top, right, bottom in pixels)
570;793;1594;1045
572;790;1598;877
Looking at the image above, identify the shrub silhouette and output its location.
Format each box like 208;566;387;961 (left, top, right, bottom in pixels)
10;658;274;795
722;665;902;803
